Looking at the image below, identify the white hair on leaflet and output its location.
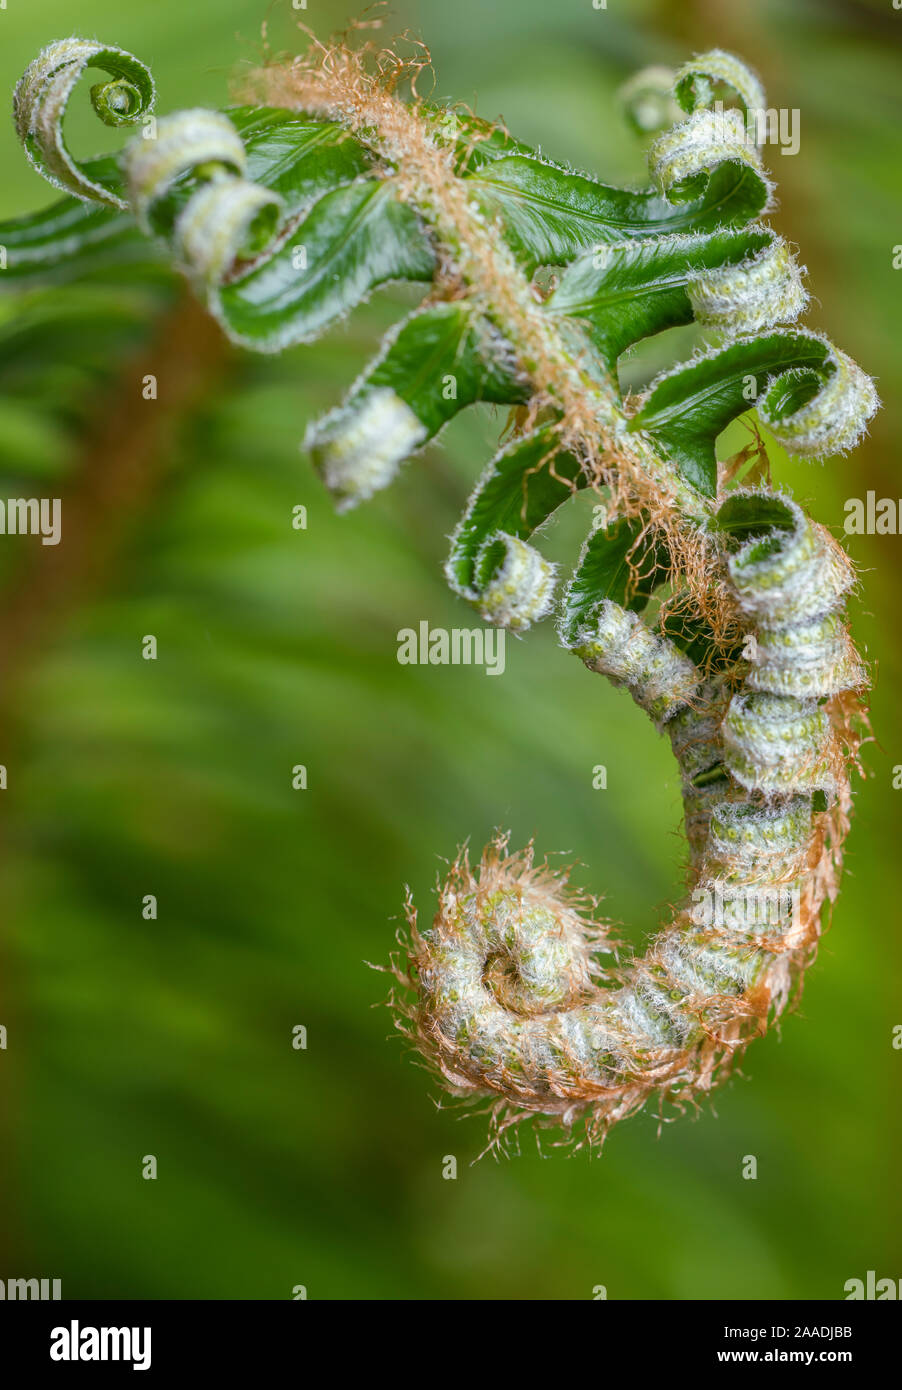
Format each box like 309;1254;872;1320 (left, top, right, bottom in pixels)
757;338;880;457
306;388;428;512
473;534;557;632
649;107;772;206
570;600;700;727
173;178;283;290
123;109;247;231
687;231;808;337
15;33;871;1149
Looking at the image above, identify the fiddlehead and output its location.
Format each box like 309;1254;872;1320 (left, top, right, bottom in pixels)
3;33;877;1148
13;39;156;208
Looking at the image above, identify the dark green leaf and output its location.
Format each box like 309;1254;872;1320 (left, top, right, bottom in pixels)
214;178;436;349
466;157;768;269
447;425;584;594
629;331;831;496
228;108;375;213
337;301;528;443
714;491;796;540
560;515;667;645
545;227;769;366
0;156;162;289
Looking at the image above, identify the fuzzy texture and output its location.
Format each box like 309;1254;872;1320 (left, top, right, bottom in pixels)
233;37;875;1145
571;601;700;727
392;588;859;1147
11;29;876;1151
305;387;428;510
673;48;768;117
173;178;284;290
687;232;808;337
244;30;727;566
474;535;557;632
757;344;879;456
14;38;156;208
649;107;771;205
123;110;248;230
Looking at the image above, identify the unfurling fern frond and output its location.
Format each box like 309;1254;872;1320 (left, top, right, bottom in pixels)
3;33;877;1149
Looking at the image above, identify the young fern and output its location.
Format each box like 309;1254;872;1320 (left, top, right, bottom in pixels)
3;34;877;1147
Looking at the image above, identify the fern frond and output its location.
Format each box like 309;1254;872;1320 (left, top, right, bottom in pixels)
2;32;879;1149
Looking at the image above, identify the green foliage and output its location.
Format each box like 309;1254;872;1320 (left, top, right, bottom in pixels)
0;27;878;1125
629;331;836;496
544;228;774;366
318;302;529;446
561;516;667;645
445;426;583;610
0;4;895;1302
216;178;436;348
464;154;768;268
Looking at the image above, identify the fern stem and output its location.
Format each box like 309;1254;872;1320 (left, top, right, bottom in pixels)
6;33;878;1149
248;50;714;538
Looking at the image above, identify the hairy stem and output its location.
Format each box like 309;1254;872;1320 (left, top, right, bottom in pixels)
249;49;713;534
5;32;877;1150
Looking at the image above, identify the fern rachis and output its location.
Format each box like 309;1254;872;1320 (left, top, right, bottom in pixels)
3;32;878;1149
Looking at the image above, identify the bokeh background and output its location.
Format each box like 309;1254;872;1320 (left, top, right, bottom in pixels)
0;0;899;1299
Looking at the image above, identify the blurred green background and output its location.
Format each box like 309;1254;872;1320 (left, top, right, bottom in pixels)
0;0;899;1300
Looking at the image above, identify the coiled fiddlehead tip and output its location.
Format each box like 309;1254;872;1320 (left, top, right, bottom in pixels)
7;34;878;1152
173;178;283;292
392;836;614;1120
649;108;769;207
649;50;772;208
122;109;248;232
120;105;286;328
687;229;808;338
13;37;155;208
758;338;880;458
723;690;838;798
673;49;767;118
470;535;557;632
721;490;855;622
617;65;681;137
306;390;429;512
707;797;813;883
